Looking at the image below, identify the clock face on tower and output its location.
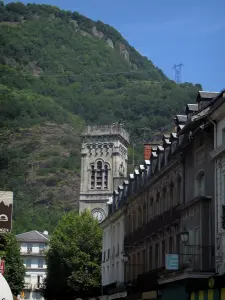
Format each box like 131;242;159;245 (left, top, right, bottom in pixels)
91;208;105;223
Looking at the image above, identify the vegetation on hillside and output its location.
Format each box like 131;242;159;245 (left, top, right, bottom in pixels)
0;2;202;233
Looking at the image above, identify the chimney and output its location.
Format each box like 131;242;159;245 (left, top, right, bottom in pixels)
144;144;152;160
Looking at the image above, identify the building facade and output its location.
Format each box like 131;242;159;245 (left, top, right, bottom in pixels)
100;90;225;300
79;124;129;222
210;90;225;275
100;181;129;300
16;230;49;300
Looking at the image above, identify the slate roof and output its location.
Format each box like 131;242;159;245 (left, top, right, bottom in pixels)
171;132;178;139
16;230;49;243
129;174;134;180
139;165;145;171
186;104;198;113
197;91;219;102
164;139;171;145
175;115;187;123
157;146;164;152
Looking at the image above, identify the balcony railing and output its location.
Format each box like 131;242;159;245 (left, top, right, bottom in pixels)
24;283;32;290
21;251;46;256
34;283;45;290
124;205;180;246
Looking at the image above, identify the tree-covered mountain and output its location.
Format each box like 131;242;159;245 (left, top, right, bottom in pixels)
0;1;202;233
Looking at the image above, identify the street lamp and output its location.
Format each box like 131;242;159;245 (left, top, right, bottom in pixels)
123;254;129;263
180;229;189;245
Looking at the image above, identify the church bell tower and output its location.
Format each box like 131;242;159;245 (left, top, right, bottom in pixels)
79;124;129;222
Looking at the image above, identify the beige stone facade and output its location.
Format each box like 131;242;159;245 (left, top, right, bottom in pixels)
79;124;129;222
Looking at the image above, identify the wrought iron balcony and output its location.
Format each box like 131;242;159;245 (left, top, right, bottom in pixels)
24;283;32;290
34;283;45;290
124;205;181;246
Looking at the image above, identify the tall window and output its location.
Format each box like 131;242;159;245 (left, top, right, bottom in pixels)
162;187;166;212
223;173;225;205
169;236;173;253
222;128;225;144
138;207;142;228
91;164;95;189
195;170;205;196
149;246;152;270
96;161;103;189
104;164;108;189
25;259;31;268
156;192;160;215
90;161;109;190
170;181;174;207
177;176;181;204
155;244;159;268
143;203;147;224
150;197;154;219
38;259;44;268
161;240;165;267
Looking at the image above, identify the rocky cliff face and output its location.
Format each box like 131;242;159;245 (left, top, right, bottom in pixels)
71;22;130;64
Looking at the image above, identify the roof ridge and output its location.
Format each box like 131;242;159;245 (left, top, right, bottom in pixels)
35;230;49;240
16;230;36;236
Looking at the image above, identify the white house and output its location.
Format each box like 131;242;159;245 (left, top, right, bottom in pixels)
16;230;49;300
101;210;125;288
210;90;225;274
100;181;129;300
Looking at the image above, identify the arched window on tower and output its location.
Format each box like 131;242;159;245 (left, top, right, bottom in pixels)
96;161;103;189
104;164;108;189
90;164;95;189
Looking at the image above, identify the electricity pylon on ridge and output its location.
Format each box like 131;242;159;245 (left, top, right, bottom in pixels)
173;63;183;83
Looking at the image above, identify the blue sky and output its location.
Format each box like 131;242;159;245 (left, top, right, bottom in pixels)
11;0;225;91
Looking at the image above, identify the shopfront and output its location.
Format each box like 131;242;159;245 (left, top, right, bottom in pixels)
187;276;222;300
160;282;188;300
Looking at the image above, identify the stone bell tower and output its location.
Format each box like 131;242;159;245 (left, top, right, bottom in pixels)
79;124;129;222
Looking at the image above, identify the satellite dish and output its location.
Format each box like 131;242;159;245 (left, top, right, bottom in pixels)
0;273;13;300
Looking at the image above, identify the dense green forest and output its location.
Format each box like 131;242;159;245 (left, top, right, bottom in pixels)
0;1;202;233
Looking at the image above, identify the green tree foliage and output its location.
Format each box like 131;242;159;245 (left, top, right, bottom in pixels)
3;233;25;296
44;211;102;300
0;2;202;233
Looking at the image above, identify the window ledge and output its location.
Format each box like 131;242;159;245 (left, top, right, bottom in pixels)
211;144;225;159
